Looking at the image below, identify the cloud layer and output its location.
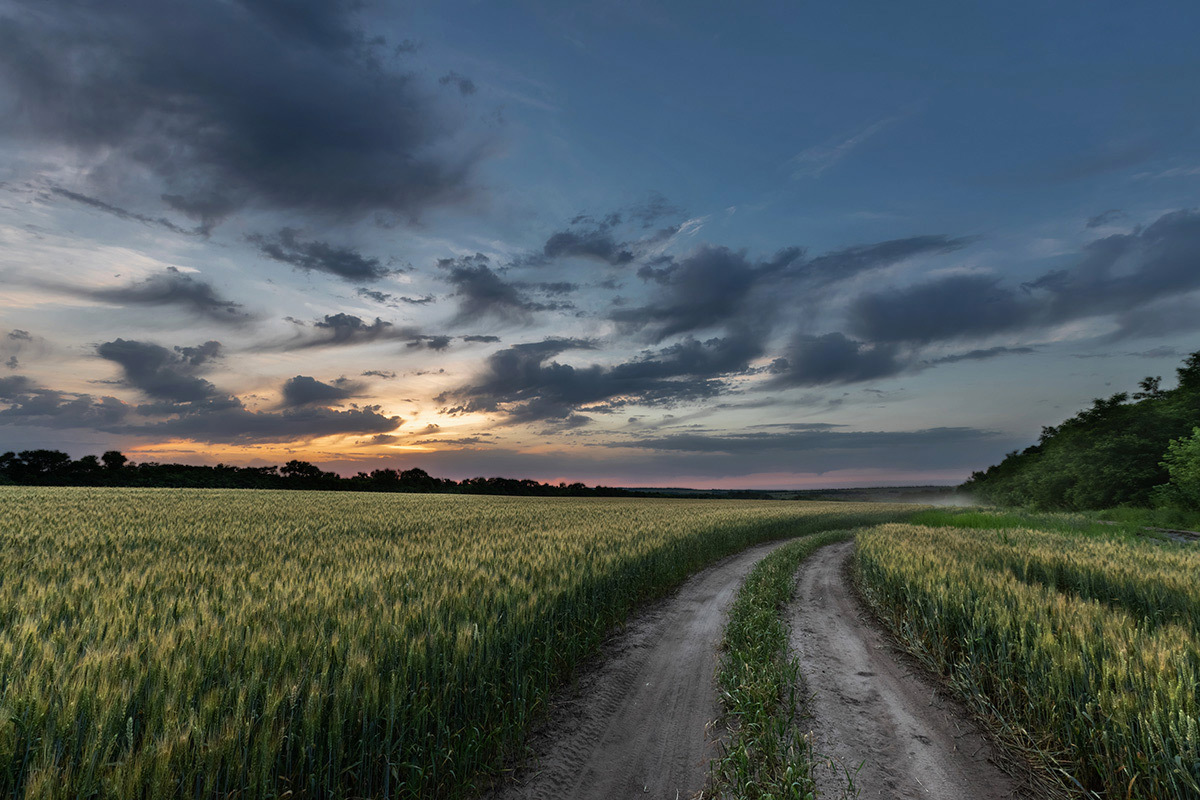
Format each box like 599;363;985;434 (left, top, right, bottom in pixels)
0;337;401;443
0;0;488;227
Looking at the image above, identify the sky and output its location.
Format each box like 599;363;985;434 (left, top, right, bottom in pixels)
2;0;1200;489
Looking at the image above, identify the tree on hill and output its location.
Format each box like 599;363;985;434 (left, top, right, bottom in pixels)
963;350;1200;509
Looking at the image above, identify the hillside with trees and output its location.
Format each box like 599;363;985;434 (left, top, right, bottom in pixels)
963;351;1200;510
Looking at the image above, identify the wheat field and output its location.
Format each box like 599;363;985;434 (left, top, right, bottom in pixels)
855;523;1200;798
0;486;899;799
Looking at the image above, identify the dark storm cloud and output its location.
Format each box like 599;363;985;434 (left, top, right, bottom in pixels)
49;188;199;235
769;333;905;386
847;210;1200;347
277;313;456;352
438;338;594;414
772;214;1200;383
362;369;397;379
1133;346;1181;359
230;0;364;49
1023;210;1200;321
1105;298;1200;341
797;235;972;287
0;374;36;398
0;339;400;443
356;288;436;306
249;229;390;281
58;269;250;323
1086;209;1125;229
362;433;401;446
462;335;501;343
746;421;845;431
531;204;674;267
439;254;570;323
96;339;223;403
607;426;999;455
129;404;402;444
174;340;223;368
406;334;453;351
615;235;971;347
279;375;362;408
438;71;476;95
0;0;486;226
441;332;764;423
356;288;394;304
526;282;579;295
928;346;1036;365
542;228;635;265
1;329;43;371
849;274;1031;344
290;314;419;349
615;245;800;341
0;380;130;429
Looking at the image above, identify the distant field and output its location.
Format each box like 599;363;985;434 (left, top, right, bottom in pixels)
0;487;903;799
856;519;1200;797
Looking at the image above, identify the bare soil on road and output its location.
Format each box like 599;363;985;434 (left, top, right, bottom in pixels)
789;540;1031;799
483;539;788;800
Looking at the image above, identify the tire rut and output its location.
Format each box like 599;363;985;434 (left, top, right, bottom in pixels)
482;539;789;800
789;540;1028;799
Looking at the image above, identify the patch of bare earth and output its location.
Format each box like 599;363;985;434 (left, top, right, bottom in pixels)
789;540;1039;800
482;539;787;800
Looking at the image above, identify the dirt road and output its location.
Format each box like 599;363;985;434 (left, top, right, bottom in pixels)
789;540;1023;799
484;539;787;800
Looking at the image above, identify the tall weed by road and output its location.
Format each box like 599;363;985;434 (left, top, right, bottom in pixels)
856;523;1200;798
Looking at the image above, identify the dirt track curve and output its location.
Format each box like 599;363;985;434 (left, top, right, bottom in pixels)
790;540;1024;799
484;539;787;800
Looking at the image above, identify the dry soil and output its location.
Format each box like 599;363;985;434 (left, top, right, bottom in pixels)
483;539;787;800
486;536;1046;800
790;540;1026;799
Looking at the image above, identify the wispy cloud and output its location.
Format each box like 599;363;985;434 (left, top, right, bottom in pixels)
1133;164;1200;181
789;114;901;179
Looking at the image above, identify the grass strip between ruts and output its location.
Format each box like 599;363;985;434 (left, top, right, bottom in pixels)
709;529;854;799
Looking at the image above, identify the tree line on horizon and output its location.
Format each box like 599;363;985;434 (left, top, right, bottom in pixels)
0;449;656;498
964;350;1200;510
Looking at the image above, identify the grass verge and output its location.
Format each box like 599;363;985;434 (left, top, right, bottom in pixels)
1083;504;1200;534
708;529;854;799
911;504;1200;543
907;506;1144;539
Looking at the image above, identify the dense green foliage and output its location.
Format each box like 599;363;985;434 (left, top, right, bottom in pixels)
0;487;901;799
963;350;1200;509
856;523;1200;798
710;530;854;799
1157;426;1200;509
